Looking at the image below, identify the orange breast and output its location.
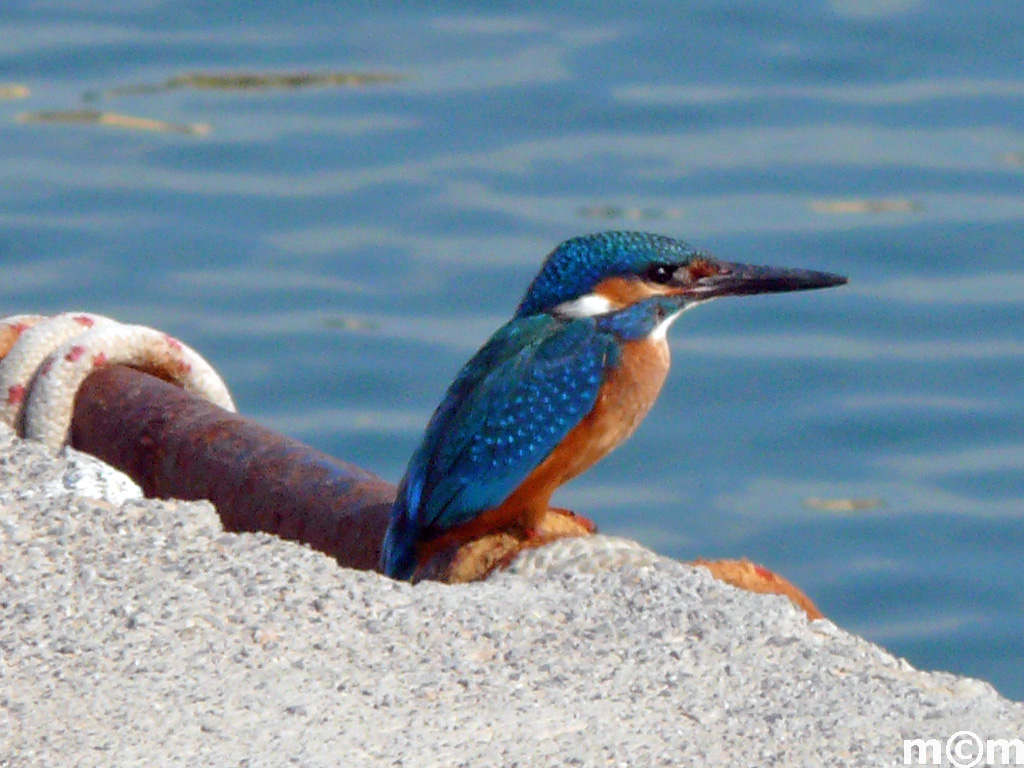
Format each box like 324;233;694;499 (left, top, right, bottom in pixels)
492;335;671;530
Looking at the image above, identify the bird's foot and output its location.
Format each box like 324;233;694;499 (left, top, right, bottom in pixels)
415;507;597;583
513;507;598;555
545;506;597;534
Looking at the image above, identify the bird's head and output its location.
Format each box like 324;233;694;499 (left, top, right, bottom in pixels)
515;231;847;319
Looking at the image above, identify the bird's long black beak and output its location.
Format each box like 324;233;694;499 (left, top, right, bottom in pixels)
683;260;848;299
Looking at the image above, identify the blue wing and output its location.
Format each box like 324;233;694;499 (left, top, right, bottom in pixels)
381;314;618;578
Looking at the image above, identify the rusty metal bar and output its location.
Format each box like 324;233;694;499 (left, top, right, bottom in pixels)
70;365;396;572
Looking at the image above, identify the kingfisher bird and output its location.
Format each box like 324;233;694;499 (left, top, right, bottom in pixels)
381;231;846;580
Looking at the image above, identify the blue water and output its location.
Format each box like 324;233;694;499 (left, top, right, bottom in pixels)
2;2;1022;698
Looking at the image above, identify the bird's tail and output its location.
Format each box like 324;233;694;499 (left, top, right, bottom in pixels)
380;499;419;580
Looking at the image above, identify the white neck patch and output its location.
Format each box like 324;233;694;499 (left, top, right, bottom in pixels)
649;299;708;342
552;293;617;318
649;309;683;343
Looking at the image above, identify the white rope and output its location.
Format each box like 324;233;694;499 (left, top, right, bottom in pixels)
0;313;236;452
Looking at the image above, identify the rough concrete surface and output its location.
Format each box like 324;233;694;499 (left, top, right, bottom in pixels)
1;423;1021;767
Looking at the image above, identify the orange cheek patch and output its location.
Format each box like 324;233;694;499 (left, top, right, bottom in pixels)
593;276;667;305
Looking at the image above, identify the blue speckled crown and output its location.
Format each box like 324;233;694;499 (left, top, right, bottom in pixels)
515;231;700;317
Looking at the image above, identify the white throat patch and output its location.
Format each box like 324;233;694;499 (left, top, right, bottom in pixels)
649;300;708;342
650;309;683;342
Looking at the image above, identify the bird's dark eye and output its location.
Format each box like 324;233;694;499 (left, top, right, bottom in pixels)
645;264;675;284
